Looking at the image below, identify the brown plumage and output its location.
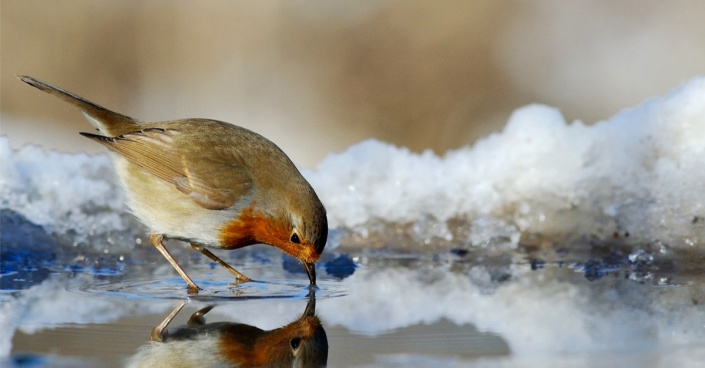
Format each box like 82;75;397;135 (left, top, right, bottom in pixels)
19;75;327;291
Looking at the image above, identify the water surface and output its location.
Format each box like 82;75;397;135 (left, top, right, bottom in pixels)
4;228;705;367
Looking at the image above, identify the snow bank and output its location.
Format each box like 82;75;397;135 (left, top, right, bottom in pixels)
3;77;705;250
308;77;705;248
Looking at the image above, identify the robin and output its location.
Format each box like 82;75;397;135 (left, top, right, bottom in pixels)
128;293;328;367
19;76;327;292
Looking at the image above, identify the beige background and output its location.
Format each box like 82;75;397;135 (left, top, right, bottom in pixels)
2;1;705;168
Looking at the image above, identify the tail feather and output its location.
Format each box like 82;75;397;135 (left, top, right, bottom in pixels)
79;131;118;144
18;75;140;137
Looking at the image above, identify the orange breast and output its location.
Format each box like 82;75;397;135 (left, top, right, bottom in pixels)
219;205;320;263
219;206;289;250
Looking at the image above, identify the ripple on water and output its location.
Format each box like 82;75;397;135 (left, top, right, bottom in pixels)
67;274;347;301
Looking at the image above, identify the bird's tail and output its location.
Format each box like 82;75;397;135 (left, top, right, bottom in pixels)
18;75;140;137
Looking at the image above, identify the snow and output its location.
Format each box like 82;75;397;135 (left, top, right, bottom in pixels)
308;77;705;248
3;77;705;250
0;142;136;249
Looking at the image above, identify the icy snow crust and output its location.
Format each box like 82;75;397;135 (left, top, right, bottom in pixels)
0;142;138;251
310;77;705;248
3;77;705;250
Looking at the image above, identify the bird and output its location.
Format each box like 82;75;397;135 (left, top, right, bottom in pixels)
127;293;328;367
18;75;327;292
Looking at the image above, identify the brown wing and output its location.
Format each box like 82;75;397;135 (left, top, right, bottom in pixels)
81;125;253;210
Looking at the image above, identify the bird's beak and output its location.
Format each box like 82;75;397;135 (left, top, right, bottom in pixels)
304;262;316;285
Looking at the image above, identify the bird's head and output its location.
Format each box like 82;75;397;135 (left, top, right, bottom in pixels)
229;183;327;285
280;187;328;285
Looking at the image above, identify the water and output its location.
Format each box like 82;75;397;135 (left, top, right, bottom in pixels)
3;222;705;367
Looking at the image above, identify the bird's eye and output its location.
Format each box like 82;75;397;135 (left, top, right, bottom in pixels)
290;232;300;244
290;337;302;351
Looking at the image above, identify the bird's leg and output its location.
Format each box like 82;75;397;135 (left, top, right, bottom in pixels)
190;243;252;283
150;234;201;293
150;301;187;342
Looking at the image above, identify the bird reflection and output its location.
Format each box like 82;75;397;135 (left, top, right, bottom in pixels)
127;294;328;368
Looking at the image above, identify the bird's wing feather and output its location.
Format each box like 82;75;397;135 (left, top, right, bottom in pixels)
18;75;140;136
81;126;253;210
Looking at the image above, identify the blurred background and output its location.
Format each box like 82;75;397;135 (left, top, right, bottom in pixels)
2;1;705;168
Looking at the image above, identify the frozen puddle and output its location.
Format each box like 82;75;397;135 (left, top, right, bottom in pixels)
3;76;705;366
